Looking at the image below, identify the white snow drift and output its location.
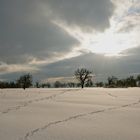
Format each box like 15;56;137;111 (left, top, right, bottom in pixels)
0;88;140;140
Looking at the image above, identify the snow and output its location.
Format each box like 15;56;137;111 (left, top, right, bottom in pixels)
0;88;140;140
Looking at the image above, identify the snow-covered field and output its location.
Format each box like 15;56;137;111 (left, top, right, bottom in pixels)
0;88;140;140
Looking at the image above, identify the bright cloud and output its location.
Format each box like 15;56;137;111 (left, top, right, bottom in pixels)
54;0;140;56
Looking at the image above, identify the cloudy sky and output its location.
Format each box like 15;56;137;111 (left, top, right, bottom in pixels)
0;0;140;82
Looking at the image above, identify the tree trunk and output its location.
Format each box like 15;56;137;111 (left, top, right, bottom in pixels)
81;83;84;88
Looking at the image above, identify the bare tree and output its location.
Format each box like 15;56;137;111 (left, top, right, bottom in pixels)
35;81;40;88
54;81;62;88
17;74;32;90
137;75;140;87
75;68;93;88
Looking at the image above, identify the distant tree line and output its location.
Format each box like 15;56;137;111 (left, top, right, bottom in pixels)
40;75;140;88
36;68;94;88
0;74;32;90
36;81;93;88
96;75;140;88
0;69;140;89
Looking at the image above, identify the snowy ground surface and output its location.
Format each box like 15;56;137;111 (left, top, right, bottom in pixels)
0;88;140;140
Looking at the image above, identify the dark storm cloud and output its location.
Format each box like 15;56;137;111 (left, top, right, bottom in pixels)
0;0;79;64
44;0;115;31
0;0;115;65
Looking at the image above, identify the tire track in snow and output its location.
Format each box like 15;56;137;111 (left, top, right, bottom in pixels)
0;89;79;115
107;92;118;98
0;89;6;98
21;99;140;140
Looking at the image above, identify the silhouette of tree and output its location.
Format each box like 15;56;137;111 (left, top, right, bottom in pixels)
96;82;104;87
125;76;136;87
85;79;93;87
67;82;76;88
54;81;62;88
75;68;92;88
137;75;140;87
35;81;40;88
17;74;32;90
0;81;17;88
107;76;118;87
41;82;51;88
